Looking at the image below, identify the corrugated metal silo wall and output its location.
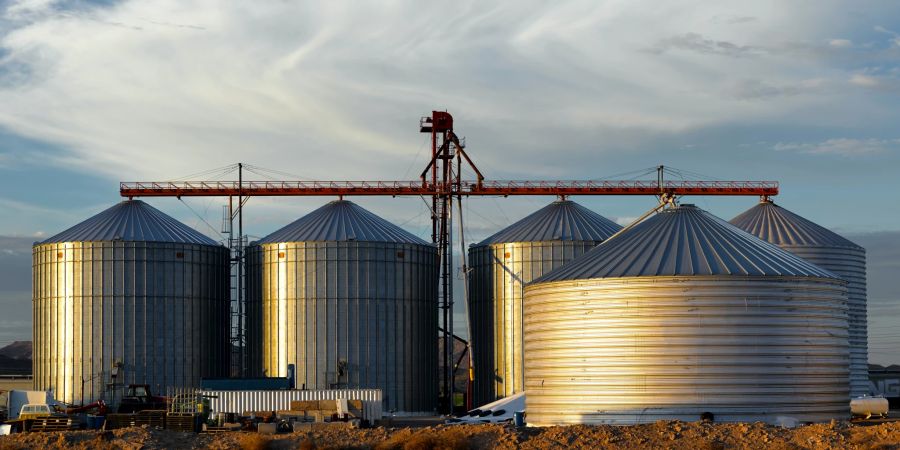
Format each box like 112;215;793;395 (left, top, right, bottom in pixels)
779;246;868;398
523;277;850;426
247;241;438;413
32;241;230;405
467;240;602;407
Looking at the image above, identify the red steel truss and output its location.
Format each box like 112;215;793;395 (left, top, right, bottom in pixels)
120;179;778;198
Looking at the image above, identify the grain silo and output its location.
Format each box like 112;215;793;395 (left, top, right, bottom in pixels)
468;199;621;406
731;199;868;399
524;204;849;425
32;200;230;405
246;200;438;413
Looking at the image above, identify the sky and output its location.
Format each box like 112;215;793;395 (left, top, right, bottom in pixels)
0;0;898;363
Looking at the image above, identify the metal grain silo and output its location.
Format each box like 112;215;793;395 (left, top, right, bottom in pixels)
468;200;621;406
246;200;438;413
524;204;849;426
731;199;868;399
32;200;230;405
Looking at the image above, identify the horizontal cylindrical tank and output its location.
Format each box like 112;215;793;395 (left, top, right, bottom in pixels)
32;200;230;405
468;200;621;406
524;204;849;425
731;200;868;398
246;200;438;413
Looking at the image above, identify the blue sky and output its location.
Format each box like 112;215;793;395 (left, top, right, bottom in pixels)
0;0;898;363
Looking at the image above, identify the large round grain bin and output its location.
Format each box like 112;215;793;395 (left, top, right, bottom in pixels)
468;200;621;406
524;204;849;425
33;200;230;405
731;199;868;399
246;200;438;413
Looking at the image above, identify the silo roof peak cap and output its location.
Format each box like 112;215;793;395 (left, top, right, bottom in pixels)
475;199;621;245
40;199;219;245
730;200;862;250
257;199;429;244
533;203;841;281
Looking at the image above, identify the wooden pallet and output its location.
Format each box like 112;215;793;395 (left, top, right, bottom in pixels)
29;417;76;432
104;411;166;430
201;426;238;433
133;411;166;428
165;413;198;433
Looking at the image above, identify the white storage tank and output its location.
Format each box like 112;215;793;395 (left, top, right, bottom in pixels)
731;199;868;399
524;204;850;425
245;200;438;413
468;200;620;406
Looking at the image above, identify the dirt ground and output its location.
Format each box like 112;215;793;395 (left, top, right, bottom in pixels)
1;420;900;450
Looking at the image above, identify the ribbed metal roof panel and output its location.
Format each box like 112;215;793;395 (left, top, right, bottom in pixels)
258;200;429;244
730;200;862;249
535;204;838;281
42;200;218;245
475;200;622;246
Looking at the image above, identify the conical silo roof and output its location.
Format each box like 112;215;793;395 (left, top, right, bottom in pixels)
535;204;838;282
258;200;429;244
41;200;218;245
730;200;862;249
475;200;621;245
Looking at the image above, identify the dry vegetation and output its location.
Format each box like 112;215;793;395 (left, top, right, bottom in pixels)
2;420;900;449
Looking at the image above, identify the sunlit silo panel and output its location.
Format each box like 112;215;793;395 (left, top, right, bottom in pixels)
467;200;621;406
524;204;849;425
246;200;438;413
731;199;868;398
32;200;230;405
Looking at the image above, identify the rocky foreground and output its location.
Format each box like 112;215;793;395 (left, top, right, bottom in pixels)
1;420;899;449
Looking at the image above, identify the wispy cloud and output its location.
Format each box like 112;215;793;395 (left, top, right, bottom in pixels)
828;38;854;48
774;138;900;156
649;32;764;57
0;1;897;183
710;15;757;25
727;79;818;100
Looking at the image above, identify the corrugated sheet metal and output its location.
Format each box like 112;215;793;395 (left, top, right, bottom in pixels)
257;200;429;244
476;200;621;245
201;389;383;419
33;240;230;405
41;200;218;245
535;204;838;282
468;200;621;406
732;200;868;398
730;201;863;249
247;200;438;413
524;277;850;425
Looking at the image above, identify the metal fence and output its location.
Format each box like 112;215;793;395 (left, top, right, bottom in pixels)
199;389;383;419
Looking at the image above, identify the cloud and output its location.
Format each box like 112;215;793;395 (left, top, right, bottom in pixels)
828;38;854;48
711;15;757;25
650;32;764;57
727;79;803;100
1;0;897;184
848;70;900;91
774;138;900;156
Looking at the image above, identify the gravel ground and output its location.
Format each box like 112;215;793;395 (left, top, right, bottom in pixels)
1;420;899;449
